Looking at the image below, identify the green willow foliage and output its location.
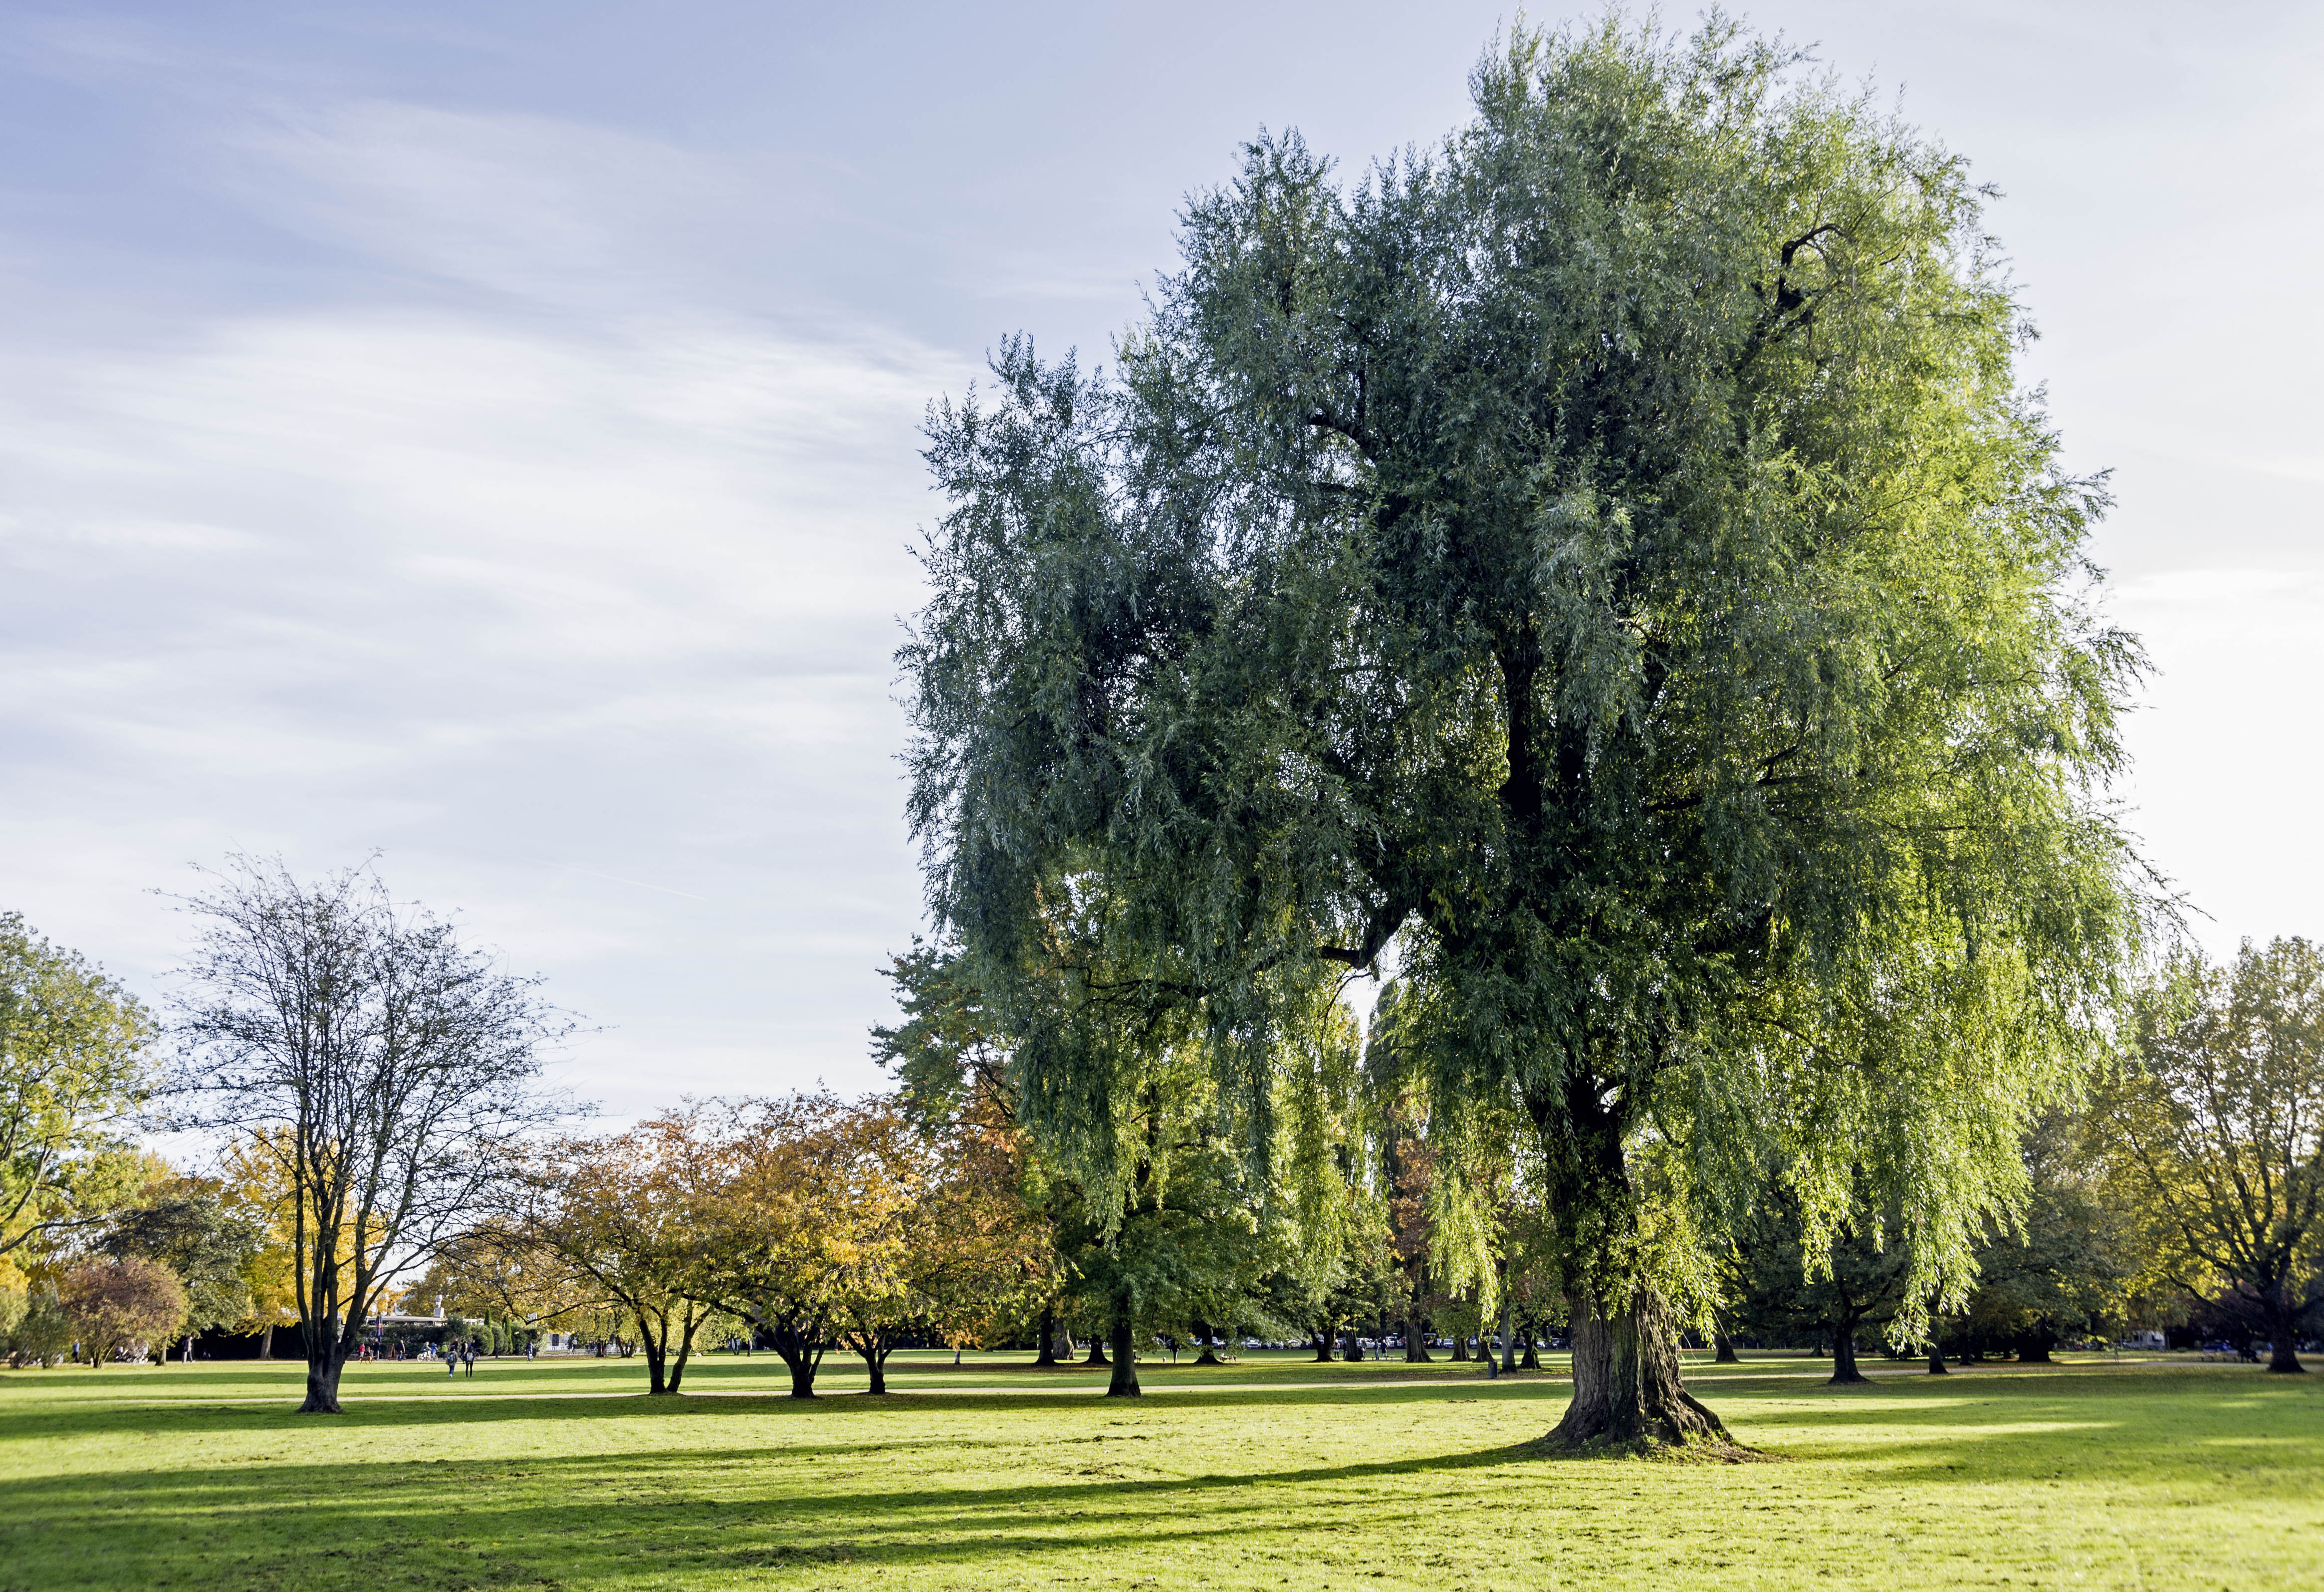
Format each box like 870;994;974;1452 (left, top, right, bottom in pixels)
902;16;2144;1347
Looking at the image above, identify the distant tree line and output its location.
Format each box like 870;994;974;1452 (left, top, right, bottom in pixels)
4;896;2320;1396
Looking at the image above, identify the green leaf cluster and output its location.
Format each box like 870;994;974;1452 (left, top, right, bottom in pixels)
0;912;157;1261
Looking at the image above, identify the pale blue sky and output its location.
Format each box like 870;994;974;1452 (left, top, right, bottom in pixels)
2;0;2317;1115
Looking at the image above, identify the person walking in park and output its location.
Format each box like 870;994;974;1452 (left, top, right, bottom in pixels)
445;1342;458;1378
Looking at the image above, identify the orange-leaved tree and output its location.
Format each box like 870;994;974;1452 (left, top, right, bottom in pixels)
59;1256;184;1365
681;1094;921;1397
905;1108;1052;1370
529;1116;722;1393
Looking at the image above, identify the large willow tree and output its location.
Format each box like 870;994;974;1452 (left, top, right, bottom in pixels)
902;17;2143;1446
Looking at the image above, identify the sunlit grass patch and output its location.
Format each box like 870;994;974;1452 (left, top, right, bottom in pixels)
2;1352;2316;1589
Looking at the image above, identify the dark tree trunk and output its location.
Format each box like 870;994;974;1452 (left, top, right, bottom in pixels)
1829;1320;1867;1385
1084;1333;1109;1366
768;1322;821;1398
1500;1295;1519;1373
1713;1331;1739;1364
256;1328;273;1361
2268;1299;2306;1373
1034;1306;1059;1367
299;1345;346;1413
2015;1319;2058;1364
861;1346;889;1394
1404;1300;1433;1363
1927;1341;1949;1374
1105;1295;1140;1397
668;1335;694;1393
1520;1325;1540;1370
1449;1327;1470;1362
1311;1324;1335;1364
644;1341;670;1395
1548;1289;1725;1449
1341;1329;1364;1362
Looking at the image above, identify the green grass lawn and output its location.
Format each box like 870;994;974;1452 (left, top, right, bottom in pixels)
5;1349;2319;1590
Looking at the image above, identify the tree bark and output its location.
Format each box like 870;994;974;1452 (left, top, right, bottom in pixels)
1341;1328;1364;1362
1404;1301;1433;1363
1311;1322;1335;1364
1105;1294;1140;1397
1927;1341;1949;1375
1713;1331;1739;1364
861;1347;889;1394
2268;1300;2307;1373
299;1346;346;1414
767;1321;822;1397
1034;1305;1059;1367
1547;1289;1725;1449
1829;1320;1867;1385
1520;1324;1540;1370
1500;1294;1518;1373
1083;1332;1109;1366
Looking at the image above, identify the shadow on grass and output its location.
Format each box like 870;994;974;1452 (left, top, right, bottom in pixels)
1;1432;1555;1590
0;1380;1586;1446
10;1365;2320;1590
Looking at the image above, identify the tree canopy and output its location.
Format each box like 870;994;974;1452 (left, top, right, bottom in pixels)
0;912;157;1260
99;1175;265;1351
901;15;2144;1444
2095;938;2324;1372
172;857;573;1412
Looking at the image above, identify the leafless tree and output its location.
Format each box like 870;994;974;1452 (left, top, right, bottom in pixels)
172;856;575;1412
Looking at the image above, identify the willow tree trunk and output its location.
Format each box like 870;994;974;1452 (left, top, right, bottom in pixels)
1105;1295;1140;1397
1829;1322;1866;1385
1548;1289;1725;1448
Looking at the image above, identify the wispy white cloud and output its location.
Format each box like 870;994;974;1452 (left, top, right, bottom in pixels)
0;85;971;1114
1;0;2320;1118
